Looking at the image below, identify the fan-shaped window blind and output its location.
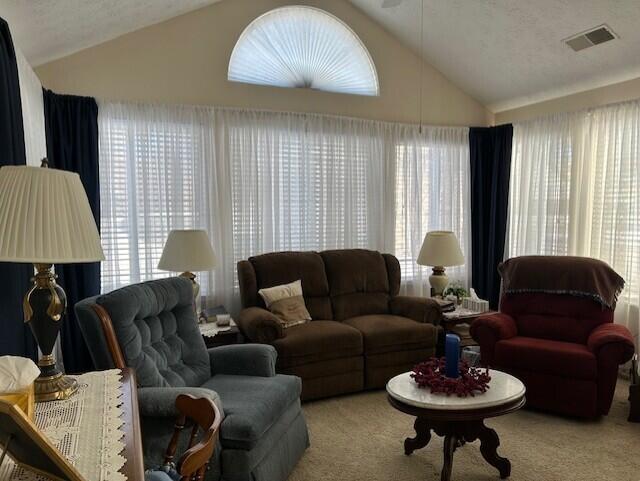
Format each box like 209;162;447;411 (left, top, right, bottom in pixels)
228;6;379;96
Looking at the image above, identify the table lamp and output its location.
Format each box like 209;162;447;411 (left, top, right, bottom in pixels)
417;230;464;297
0;163;105;402
158;229;216;311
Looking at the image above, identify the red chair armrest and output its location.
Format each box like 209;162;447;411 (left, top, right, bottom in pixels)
587;323;635;363
470;312;518;341
587;323;635;415
469;312;518;366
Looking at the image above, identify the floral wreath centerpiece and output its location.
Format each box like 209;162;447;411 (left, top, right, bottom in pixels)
411;357;491;397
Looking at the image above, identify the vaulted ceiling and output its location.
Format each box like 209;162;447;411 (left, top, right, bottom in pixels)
0;0;220;66
349;0;640;111
2;0;640;113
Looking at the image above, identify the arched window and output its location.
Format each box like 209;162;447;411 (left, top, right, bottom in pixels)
228;6;379;96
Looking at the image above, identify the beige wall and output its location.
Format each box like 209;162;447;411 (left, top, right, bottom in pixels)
496;76;640;124
35;0;492;127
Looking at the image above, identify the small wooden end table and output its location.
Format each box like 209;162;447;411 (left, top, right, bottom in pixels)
200;320;243;348
199;305;244;348
387;370;525;481
441;308;497;348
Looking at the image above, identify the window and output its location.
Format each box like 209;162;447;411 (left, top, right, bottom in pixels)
228;6;379;96
225;110;375;276
507;120;573;257
394;129;472;296
507;102;640;347
98;103;211;293
98;102;470;309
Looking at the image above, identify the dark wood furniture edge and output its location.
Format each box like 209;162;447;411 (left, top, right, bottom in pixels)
387;394;526;421
92;304;126;369
387;392;525;481
441;310;499;326
121;368;145;481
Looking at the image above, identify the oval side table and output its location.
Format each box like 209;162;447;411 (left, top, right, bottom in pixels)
386;370;526;481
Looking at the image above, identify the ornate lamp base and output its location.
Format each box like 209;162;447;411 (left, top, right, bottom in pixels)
180;271;204;320
429;266;449;297
24;264;78;403
34;369;79;402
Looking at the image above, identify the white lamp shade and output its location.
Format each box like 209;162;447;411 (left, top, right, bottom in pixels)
417;231;464;267
0;166;104;263
158;230;216;272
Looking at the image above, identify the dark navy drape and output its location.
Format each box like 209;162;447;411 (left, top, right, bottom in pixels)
0;17;37;359
44;90;100;373
469;124;513;309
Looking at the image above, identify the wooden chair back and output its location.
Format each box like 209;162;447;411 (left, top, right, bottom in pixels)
163;394;222;481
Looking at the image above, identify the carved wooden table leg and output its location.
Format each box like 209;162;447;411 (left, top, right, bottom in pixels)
404;417;431;455
387;372;525;481
441;434;457;481
478;422;511;479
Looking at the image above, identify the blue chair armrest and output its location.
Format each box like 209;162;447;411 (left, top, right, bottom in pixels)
137;386;224;418
144;471;174;481
208;344;277;377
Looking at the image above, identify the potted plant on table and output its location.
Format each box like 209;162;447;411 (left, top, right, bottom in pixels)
443;282;468;305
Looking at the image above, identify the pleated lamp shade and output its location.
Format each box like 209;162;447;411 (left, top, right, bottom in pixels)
228;6;379;96
158;230;216;273
0;166;104;264
417;231;464;267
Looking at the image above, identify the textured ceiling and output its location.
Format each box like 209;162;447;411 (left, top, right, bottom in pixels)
349;0;640;112
0;0;220;66
3;0;640;112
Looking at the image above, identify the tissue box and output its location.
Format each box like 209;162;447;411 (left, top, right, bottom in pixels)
0;383;35;420
462;297;490;313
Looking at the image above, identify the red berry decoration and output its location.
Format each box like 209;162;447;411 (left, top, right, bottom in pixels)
410;357;491;397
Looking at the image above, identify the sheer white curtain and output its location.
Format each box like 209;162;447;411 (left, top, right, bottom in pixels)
218;109;387;256
98;102;471;313
98;102;213;294
393;126;471;296
507;100;640;348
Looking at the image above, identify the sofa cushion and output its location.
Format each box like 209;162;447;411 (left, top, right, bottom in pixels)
494;336;597;380
249;251;333;320
321;249;391;320
273;320;363;368
200;374;302;450
96;277;210;388
343;315;437;355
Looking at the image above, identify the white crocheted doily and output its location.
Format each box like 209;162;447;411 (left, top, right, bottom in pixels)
0;369;127;481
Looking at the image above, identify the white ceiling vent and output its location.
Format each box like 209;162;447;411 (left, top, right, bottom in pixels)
564;25;617;52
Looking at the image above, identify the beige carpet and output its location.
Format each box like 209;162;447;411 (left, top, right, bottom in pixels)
290;380;639;481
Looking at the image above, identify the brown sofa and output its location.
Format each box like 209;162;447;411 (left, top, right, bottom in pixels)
236;249;441;400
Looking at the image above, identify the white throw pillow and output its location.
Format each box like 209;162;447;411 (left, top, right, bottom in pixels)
258;280;312;328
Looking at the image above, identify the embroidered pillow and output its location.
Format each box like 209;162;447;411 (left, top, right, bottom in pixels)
258;280;311;328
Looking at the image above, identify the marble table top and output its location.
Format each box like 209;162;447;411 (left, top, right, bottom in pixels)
386;370;525;411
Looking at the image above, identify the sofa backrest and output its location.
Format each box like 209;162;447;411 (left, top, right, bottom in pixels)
237;249;401;321
239;251;333;320
93;277;210;388
321;249;397;321
501;292;613;344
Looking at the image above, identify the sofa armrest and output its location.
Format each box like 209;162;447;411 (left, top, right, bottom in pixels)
137;386;224;418
236;307;285;344
390;296;442;325
469;312;518;366
587;323;635;363
209;344;277;377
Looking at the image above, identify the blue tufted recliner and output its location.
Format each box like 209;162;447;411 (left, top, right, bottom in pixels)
75;277;309;481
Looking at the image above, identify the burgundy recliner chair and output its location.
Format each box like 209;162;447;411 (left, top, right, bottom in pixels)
471;256;635;418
